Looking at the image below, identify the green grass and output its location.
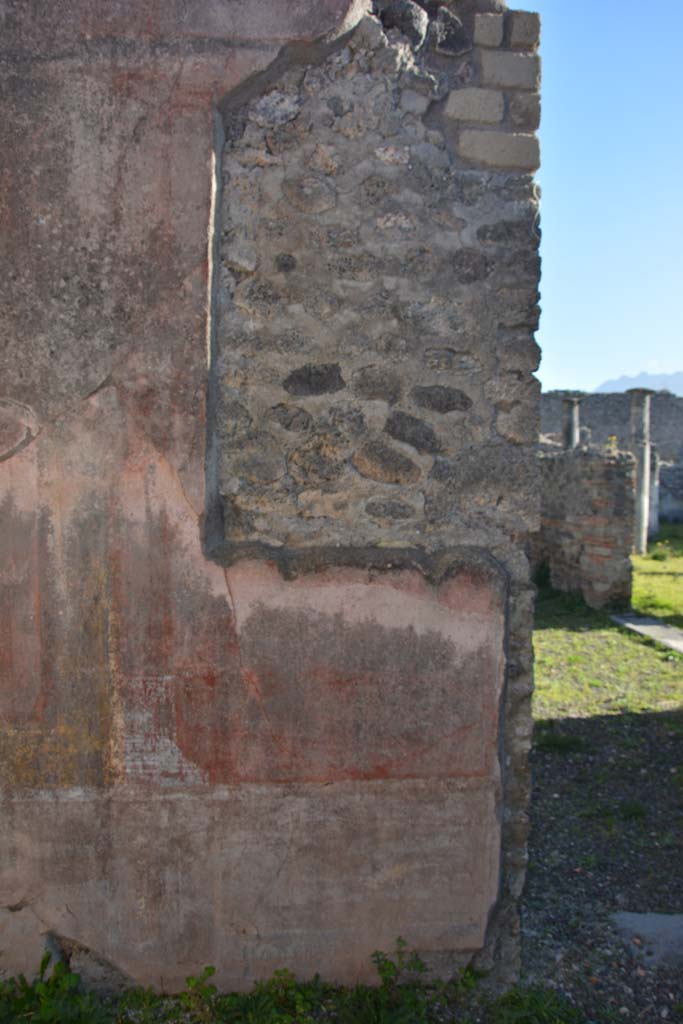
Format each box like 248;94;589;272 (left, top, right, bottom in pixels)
533;588;682;721
631;523;683;629
489;987;585;1024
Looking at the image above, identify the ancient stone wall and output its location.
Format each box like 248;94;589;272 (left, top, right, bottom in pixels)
212;10;541;555
660;463;683;523
541;390;683;464
534;449;635;609
1;0;541;994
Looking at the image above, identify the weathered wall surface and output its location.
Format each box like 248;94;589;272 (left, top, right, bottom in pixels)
1;0;541;993
541;391;683;464
534;449;635;609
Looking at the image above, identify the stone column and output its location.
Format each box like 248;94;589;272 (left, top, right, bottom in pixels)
628;388;654;554
562;395;581;449
649;446;660;540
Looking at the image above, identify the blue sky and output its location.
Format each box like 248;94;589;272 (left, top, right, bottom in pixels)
531;0;683;392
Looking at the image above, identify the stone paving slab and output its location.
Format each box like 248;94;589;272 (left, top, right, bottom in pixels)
610;613;683;655
611;912;683;968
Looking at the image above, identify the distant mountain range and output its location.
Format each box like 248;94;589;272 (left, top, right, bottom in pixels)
595;371;683;396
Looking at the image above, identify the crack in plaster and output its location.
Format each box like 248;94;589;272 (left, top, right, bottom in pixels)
0;398;41;463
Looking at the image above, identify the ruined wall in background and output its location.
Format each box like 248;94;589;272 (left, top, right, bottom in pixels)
660;463;683;523
534;449;635;609
540;391;683;464
1;0;541;994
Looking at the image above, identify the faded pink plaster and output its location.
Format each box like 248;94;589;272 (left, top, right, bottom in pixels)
0;779;500;991
225;560;502;647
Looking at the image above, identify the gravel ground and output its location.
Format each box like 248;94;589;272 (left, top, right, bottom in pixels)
520;710;683;1023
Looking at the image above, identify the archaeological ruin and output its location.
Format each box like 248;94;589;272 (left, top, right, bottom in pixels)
542;388;683;532
535;387;683;609
540;385;683;548
534;446;635;609
541;389;683;464
0;0;542;991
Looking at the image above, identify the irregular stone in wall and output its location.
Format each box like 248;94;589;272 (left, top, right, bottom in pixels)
385;410;441;454
352;439;421;484
413;385;472;413
271;404;312;432
290;433;350;485
450;248;491;283
365;496;417;520
282;176;338;213
477;217;538;247
379;0;429;49
283;363;346;396
431;8;471;56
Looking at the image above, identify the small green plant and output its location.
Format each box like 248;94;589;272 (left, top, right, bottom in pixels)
371;936;427;987
618;798;646;822
335;938;432;1024
115;984;163;1024
236;967;319;1023
0;942;615;1024
173;965;218;1023
0;952;109;1024
490;985;585;1023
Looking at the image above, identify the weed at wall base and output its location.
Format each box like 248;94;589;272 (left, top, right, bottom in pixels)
0;939;586;1024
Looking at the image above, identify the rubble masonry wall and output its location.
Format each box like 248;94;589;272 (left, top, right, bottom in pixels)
535;449;635;609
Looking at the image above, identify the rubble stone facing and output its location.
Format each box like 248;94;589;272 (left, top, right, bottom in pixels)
212;5;542;987
216;9;542;552
534;448;636;609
